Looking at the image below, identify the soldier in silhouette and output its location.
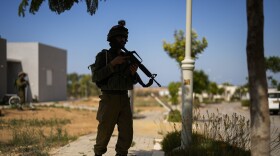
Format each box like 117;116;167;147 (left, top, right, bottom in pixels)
93;20;138;156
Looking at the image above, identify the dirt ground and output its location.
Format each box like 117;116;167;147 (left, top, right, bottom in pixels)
0;97;169;143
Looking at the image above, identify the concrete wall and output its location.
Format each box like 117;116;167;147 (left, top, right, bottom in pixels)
39;43;67;101
0;38;7;99
6;42;67;102
7;43;39;102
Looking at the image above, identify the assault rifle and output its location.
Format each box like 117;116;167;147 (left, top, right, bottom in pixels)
122;47;161;87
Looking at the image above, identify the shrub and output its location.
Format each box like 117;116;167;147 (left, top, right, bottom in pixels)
168;110;181;122
241;100;250;107
162;109;252;156
161;130;181;153
161;109;280;156
161;130;251;156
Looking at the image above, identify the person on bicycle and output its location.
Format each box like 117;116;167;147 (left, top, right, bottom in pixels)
15;72;29;110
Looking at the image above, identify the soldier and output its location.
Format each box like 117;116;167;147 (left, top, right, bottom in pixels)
92;20;138;156
15;71;29;110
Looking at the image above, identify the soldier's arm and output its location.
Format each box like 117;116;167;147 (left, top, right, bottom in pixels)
16;79;27;88
93;52;115;82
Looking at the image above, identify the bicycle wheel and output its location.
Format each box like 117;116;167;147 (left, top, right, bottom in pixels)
9;95;21;108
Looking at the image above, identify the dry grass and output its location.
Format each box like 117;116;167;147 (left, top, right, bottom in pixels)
0;95;169;155
0;107;98;143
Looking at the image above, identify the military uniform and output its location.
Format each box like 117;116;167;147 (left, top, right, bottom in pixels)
94;49;137;155
93;47;137;155
15;72;28;107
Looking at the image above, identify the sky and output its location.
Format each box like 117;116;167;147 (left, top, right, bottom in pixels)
0;0;279;87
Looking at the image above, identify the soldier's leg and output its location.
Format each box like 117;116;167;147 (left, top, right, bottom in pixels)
94;94;121;155
18;92;25;110
115;95;133;155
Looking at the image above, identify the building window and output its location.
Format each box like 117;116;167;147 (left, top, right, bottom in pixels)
46;69;53;86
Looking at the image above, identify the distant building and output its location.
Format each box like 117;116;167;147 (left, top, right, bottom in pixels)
0;38;67;102
218;85;238;101
159;89;169;97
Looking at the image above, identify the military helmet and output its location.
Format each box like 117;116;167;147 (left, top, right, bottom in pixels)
18;71;26;77
107;20;129;41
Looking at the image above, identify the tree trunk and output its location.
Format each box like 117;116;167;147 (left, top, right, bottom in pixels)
246;0;270;155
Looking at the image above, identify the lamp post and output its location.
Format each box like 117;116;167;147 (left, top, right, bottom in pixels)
181;0;194;148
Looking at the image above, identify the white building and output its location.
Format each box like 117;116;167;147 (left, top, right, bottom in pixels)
219;85;238;101
0;38;67;102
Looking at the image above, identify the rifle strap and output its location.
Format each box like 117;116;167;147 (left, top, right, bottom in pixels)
135;73;153;87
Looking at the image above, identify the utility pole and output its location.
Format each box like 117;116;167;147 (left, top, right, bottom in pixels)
181;0;194;148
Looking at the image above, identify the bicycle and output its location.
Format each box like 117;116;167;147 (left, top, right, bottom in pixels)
8;95;21;108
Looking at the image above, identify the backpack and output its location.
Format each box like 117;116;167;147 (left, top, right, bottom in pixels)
88;49;109;87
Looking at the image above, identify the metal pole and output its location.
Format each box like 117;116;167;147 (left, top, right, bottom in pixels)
181;0;194;148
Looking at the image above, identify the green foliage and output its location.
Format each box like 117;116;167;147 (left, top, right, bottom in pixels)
267;76;280;89
233;85;248;101
168;110;182;122
265;56;280;73
241;100;250;107
162;131;251;156
18;0;101;17
67;73;100;98
206;82;219;101
161;130;181;153
222;82;233;86
265;56;280;89
168;82;181;105
162;110;253;156
207;82;218;95
163;30;208;65
193;70;210;94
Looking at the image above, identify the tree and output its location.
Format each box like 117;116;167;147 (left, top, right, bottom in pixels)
207;82;218;101
267;76;280;90
79;74;99;98
163;30;208;66
265;56;280;89
67;73;100;98
246;0;270;155
265;56;280;73
67;73;80;97
18;0;101;17
163;30;208;102
233;84;248;100
168;82;181;105
193;70;210;95
217;87;225;97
